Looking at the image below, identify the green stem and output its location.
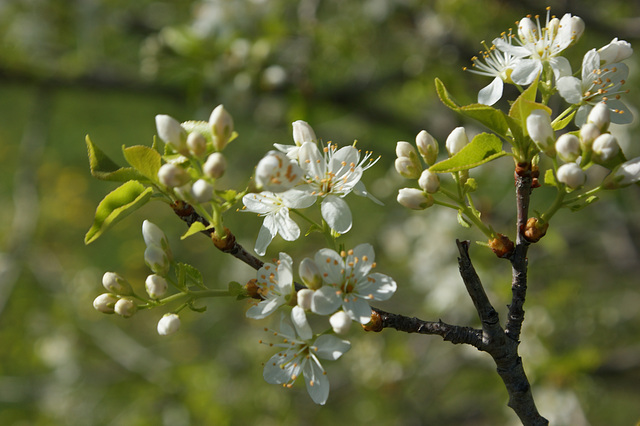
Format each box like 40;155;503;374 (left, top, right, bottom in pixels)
539;186;566;225
438;187;494;239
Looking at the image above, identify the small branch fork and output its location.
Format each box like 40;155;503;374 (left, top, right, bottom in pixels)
169;164;546;424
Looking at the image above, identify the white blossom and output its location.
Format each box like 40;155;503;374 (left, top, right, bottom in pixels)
605;157;640;188
243;189;316;256
246;253;294;319
598;38;633;65
254;150;304;193
557;163;586;189
262;315;350;405
557;49;631;126
310;244;397;323
329;311;352;335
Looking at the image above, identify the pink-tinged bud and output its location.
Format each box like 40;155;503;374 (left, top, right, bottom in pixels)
397;188;433;210
416;130;438;165
445;127;469;156
592;133;619;162
255;150;303;192
145;274;168;299
114;298;137;318
555;134;581;162
330;311;352;335
144;245;170;276
297;289;314;310
557;163;586;189
203;152;226;179
93;293;118;314
292;120;317;146
102;272;133;296
579;123;600;148
394;157;421;179
157;313;181;335
191;179;214;203
604;157;640;188
142;220;169;250
155;114;187;152
186;132;207;157
299;258;322;290
209;105;234;151
526;110;555;154
158;163;190;188
587;102;610;132
418;169;440;193
598;38;633;64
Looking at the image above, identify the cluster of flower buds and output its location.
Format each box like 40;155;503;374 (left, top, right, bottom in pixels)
156;105;233;205
395;128;469;210
93;272;137;317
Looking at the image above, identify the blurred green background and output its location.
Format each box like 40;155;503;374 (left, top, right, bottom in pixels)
1;0;639;425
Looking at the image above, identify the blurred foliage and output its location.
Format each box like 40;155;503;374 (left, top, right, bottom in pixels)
1;0;640;425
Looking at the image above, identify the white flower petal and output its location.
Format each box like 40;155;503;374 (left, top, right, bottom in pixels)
511;59;542;85
303;356;329;405
314;248;344;285
291;306;313;340
356;272;397;301
311;285;342;315
350;243;375;278
549;56;572;80
254;221;277;256
353;181;383;205
478;76;504;106
273;208;300;241
247;297;281;319
321;195;352;234
263;351;299;384
604;99;633;124
556;76;582;104
314;334;351;361
281;188;317;209
342;297;373;324
299;142;325;179
493;38;530;57
243;192;278;214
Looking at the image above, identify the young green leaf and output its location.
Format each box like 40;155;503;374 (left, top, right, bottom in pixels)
123;145;162;183
176;262;205;289
84;181;153;244
430;133;507;173
180;221;211;240
86;135;144;182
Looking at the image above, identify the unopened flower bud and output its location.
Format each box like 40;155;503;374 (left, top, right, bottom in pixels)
579;123;600;148
299;258;322;290
394;157;422;179
416;130;439;165
158;163;190;188
523;217;549;243
155;114;187;152
297;289;314;310
255;150;303;192
191;179;214;203
555;134;581;162
598;37;633;64
114;298;137;318
102;272;133;296
395;141;417;159
592;133;619;162
397;188;433;210
418;169;440;193
603;157;640;188
144;245;170;276
186;132;207;157
488;234;515;258
526;109;555;154
292;120;317;146
445;127;469;156
157;313;181;335
557;163;586;189
142;220;169;250
587;102;610;132
93;293;118;314
203;152;226;179
330;311;352;335
209;105;234;151
145;274;168;299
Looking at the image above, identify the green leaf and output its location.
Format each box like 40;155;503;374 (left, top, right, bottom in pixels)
86;135;144;182
84;181;153;244
464;178;478;193
216;189;239;203
551;111;576;131
228;281;248;300
508;79;542;123
457;210;472;228
123;145;162;182
430;133;507;173
568;195;599;212
435;78;509;137
180;221;210;240
176;262;205;289
187;301;207;313
543;169;557;186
